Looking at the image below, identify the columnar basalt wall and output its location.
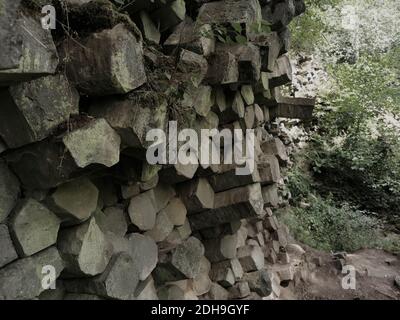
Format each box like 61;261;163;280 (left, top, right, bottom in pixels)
0;0;314;300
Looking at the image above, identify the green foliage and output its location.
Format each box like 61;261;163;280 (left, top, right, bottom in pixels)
290;0;345;53
289;1;328;53
286;0;400;253
280;195;400;253
286;166;312;201
201;21;271;45
309;49;400;218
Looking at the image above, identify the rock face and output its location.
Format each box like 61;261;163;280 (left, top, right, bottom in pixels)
63;119;121;168
0;161;20;223
60;24;146;96
178;178;215;214
0;75;79;148
164;198;187;227
0;0;309;301
154;237;205;284
111;233;158;281
0;9;59;86
89;92;168;149
10;199;61;257
0;224;18;268
135;276;159;300
151;0;186;32
96;207;128;237
0;0;22;71
4;140;73;189
164;17;215;56
189;184;265;230
46;178;99;225
57;218;112;277
237;245;265;272
64;252;140;300
0;247;64;300
197;0;262;31
128;190;158;231
243;270;272;297
145;210;175;242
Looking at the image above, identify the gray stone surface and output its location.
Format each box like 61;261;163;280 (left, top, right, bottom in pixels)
57;218;112;277
258;154;281;185
262;184;279;208
138;11;161;44
164;197;187;227
4;139;80;190
206;51;239;85
60;24;146;96
145;209;175;243
395;275;400;289
10;199;60;257
215;43;262;83
243;270;272;297
95;206;128;237
151;0;186;32
228;281;251;299
198;0;261;32
0;0;22;71
46;178;99;225
0;11;59;86
268;55;293;88
127;233;158;281
237;245;265;272
154;237;205;284
171;236;205;279
159;162;199;185
0;247;64;300
0;160;20;223
204;234;238;263
206;282;229;300
152;184;176;212
135;276;159;300
0;224;18;268
128;190;157;231
251;32;281;72
164;17;215;56
189;183;264;230
0;74;79;148
177;49;208;87
89;92;167;149
111;233;158;281
192;256;212;296
121;183;140;200
182;85;214;117
271;96;316;120
178;178;215;214
63;119;121;168
210;266;235;288
63;252;140;300
208;165;261;192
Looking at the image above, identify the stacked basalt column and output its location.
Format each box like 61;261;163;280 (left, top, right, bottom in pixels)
0;0;313;300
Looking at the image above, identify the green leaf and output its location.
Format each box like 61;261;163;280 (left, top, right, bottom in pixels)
231;23;242;34
235;35;248;44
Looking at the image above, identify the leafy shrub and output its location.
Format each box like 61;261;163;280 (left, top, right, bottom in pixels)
309;50;400;219
286;1;400;252
286;166;312;201
280;195;400;253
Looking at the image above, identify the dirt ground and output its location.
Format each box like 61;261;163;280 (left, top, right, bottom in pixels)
281;247;400;300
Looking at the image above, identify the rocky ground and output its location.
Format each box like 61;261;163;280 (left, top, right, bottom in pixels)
288;247;400;300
